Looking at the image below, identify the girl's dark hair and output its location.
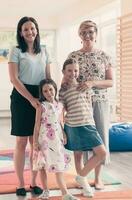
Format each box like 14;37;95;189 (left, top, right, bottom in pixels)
16;16;41;53
62;58;76;70
39;79;57;102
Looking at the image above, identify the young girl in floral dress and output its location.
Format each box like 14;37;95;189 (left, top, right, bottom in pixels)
33;79;80;200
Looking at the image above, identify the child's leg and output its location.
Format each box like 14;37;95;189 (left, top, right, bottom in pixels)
55;172;68;195
74;151;84;175
39;168;48;190
78;145;106;177
74;146;105;197
38;169;49;199
55;172;80;200
74;151;94;197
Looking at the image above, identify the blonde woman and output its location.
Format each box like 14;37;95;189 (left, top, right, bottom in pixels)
67;20;113;190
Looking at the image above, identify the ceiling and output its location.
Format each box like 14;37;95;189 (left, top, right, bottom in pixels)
0;0;80;17
0;0;81;28
0;0;116;29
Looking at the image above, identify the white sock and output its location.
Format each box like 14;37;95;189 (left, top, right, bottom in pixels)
77;175;90;190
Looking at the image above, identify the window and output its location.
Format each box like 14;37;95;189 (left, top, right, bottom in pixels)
116;13;132;122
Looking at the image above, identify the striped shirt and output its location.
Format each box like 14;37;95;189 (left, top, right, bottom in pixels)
59;85;95;127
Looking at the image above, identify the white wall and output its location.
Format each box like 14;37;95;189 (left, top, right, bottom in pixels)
0;63;12;111
0;16;57;30
1;0;132;115
121;0;132;15
56;0;116;27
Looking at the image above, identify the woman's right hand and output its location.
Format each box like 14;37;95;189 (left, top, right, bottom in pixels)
30;98;40;109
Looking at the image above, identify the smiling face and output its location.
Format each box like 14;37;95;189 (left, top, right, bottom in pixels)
80;26;97;47
62;63;79;83
20;21;37;44
42;84;55;103
78;21;97;49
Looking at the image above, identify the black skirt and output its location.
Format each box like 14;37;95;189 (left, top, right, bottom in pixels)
10;84;39;136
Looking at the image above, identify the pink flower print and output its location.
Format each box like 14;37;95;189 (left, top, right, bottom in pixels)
42;106;46;112
46;128;55;140
41;117;47;124
41;140;48;150
46;123;52;128
49;164;58;172
64;154;71;164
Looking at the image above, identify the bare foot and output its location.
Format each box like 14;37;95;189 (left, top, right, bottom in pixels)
95;181;104;190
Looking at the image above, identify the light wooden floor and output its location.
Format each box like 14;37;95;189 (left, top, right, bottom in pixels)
0;118;132;200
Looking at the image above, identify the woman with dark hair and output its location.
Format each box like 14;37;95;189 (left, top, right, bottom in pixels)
8;16;51;196
66;20;113;190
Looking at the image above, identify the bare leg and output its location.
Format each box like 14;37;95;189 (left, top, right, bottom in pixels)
29;136;38;186
94;164;104;189
14;136;28;188
39;169;48;190
55;172;68;195
37;169;49;199
74;151;94;197
75;145;106;177
55;173;79;200
74;151;84;174
73;146;106;197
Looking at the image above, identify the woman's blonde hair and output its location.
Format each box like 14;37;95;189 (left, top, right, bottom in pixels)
78;20;98;36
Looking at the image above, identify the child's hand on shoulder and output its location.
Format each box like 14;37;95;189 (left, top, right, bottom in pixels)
77;81;93;91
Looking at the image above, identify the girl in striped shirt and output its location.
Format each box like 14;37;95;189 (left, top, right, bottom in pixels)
59;59;106;198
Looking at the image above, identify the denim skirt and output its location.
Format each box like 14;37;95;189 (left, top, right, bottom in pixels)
10;84;39;136
64;124;103;151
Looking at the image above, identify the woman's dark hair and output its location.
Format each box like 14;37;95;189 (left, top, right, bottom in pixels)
62;58;77;70
16;16;41;53
39;79;58;102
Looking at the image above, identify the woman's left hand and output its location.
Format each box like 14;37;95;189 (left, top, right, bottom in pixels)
77;81;93;91
30;98;41;109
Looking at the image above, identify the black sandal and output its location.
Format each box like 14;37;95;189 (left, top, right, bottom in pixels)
30;185;43;195
16;188;26;196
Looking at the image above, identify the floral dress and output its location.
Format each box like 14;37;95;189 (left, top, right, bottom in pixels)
33;101;70;172
68;49;113;102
